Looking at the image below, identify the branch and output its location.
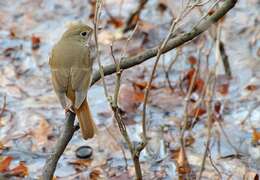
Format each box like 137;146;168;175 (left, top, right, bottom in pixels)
91;0;237;85
41;112;76;180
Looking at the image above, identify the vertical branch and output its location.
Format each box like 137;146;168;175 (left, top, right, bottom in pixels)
109;24;144;179
94;0;110;101
198;73;215;179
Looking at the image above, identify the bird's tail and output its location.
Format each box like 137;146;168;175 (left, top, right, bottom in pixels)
75;99;97;140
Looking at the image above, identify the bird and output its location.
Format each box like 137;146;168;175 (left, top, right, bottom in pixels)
49;22;97;140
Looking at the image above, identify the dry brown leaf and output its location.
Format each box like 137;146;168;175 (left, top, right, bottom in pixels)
9;161;28;177
109;172;131;180
245;84;258;91
32;118;52;148
190;108;206;117
118;84;141;113
107;17;124;28
170;147;180;160
31;35;41;50
89;169;101;180
132;81;157;90
133;91;144;102
0;141;4;149
194;78;204;93
217;84;229;95
176;147;191;175
252;128;260;145
156;2;167;13
188;56;197;65
185;135;195;147
69;159;92;167
0;156;13;173
214;101;221;114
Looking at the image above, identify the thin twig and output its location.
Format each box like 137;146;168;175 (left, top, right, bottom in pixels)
0;95;7;117
208;146;222;179
198;73;215;179
94;0;110;101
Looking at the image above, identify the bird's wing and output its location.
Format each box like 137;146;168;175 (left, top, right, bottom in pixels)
51;68;70;109
71;67;92;109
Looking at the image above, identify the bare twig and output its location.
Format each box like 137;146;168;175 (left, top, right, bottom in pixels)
208;146;222;179
0;95;7;117
123;0;148;32
94;0;110;101
110;25;144;179
198;73;215;179
164;49;181;90
219;41;232;77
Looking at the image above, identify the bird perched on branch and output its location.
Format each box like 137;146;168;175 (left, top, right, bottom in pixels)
49;22;97;140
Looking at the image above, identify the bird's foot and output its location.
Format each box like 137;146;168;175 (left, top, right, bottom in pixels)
65;106;75;114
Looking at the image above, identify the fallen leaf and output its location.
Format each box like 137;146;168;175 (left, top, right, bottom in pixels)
245;84;258;91
252;128;260;145
118;84;141;113
109;172;131;180
170;148;180;160
185;135;195;147
89;169;101;180
0;142;4;150
156;2;167;13
176;147;191;175
31;35;41;50
193;78;204;93
208;9;215;15
132;81;157;90
188;55;197;65
133;91;144;102
217;84;229;95
107;17;124;28
214;101;221;114
3;47;16;57
184;68;196;81
190;108;206;117
69;159;92;171
9;161;28;177
0;156;13;173
32;118;52;149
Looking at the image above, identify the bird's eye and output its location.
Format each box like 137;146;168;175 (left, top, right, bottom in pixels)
80;32;87;36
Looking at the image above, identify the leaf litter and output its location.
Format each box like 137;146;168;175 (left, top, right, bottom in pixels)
0;0;260;179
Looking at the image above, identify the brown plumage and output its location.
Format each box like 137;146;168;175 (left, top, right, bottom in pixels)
49;22;96;139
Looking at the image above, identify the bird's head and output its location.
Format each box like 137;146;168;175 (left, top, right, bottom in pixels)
62;22;93;44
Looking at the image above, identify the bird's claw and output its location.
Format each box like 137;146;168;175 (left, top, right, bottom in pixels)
65;106;75;114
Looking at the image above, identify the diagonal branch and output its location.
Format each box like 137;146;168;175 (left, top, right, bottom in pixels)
41;112;76;180
91;0;237;85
